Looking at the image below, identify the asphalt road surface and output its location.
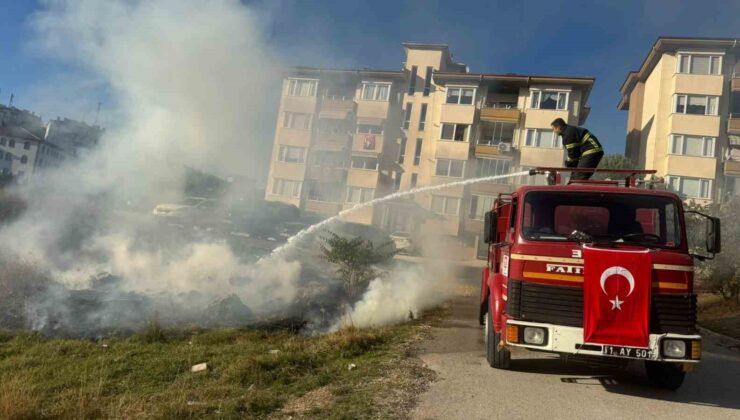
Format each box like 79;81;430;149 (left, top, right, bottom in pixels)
412;290;740;420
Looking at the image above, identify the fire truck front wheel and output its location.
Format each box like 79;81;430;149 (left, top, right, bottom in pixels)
645;361;685;390
486;309;511;369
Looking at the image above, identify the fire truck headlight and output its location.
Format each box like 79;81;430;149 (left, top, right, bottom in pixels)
662;339;687;358
523;327;546;345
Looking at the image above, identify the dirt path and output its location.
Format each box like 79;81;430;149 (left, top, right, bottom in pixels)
411;289;740;420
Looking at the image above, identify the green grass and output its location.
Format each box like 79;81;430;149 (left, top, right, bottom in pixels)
0;322;432;419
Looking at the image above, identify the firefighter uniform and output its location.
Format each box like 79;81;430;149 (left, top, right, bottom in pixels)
561;125;604;180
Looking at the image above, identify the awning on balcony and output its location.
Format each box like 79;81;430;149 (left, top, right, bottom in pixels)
729;135;740;147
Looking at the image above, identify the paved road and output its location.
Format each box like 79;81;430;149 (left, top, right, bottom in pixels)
412;290;740;420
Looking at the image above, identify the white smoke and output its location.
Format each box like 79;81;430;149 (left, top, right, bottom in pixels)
0;0;301;331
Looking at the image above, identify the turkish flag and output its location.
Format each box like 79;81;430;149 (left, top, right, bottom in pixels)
583;246;652;347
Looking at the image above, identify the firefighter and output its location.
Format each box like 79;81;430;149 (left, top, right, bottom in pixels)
551;118;604;180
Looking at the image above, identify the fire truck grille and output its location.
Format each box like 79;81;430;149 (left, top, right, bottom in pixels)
506;279;697;334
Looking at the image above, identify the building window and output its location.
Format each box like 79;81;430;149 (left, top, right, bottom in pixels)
410;173;418;188
23;142;30;150
423;66;433;96
357;124;383;134
446;87;475;105
313;151;346;167
669;135;715;157
403;102;413;129
667;176;712;200
677;53;722;75
431;195;460;215
525;129;561;148
308;181;342;202
398;138;407;164
361;82;391;101
8;140;15;148
0;138;5;146
277;145;306;163
418;104;427;131
346;186;375;203
476;158;511;181
478;122;515;145
413;139;422;165
351;156;379;170
283;112;312;129
469;195;495;220
440;123;470;142
20;155;28;164
530;90;568;110
287;79;317;97
393;173;402;191
674;94;719;116
271;178;302;197
408;65;418;94
435;159;465;178
4;152;11;161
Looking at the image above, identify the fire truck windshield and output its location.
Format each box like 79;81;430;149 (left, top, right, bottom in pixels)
521;191;681;249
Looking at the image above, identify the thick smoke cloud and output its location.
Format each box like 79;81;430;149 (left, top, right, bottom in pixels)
1;0;463;336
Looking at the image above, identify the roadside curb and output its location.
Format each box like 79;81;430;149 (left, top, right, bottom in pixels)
697;325;740;347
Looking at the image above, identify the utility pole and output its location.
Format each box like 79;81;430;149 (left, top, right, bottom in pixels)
93;102;102;126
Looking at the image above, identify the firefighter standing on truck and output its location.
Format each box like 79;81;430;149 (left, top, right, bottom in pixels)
550;118;604;180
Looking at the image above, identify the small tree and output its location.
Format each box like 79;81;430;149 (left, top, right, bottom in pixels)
686;198;740;303
320;231;397;300
592;155;635;180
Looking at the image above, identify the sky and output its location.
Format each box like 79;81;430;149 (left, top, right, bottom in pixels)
0;0;739;154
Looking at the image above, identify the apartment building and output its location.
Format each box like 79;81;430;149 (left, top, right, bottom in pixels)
265;43;594;259
0;125;65;184
619;37;740;203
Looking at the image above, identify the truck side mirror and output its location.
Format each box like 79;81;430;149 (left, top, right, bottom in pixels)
484;211;497;244
706;216;721;254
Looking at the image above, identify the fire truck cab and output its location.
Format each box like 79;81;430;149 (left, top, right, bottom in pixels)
479;168;721;390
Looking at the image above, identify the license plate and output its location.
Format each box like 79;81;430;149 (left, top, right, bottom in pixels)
602;345;653;359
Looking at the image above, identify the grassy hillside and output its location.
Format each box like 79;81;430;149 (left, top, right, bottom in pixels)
0;322;434;419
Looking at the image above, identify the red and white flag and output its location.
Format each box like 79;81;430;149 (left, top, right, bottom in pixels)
583;246;652;347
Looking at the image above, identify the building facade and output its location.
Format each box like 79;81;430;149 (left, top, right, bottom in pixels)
265;43;594;259
619;37;740;204
0;126;65;184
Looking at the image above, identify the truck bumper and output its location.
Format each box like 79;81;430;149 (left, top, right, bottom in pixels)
505;320;702;362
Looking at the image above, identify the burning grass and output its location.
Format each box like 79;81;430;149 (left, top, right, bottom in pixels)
0;322;433;419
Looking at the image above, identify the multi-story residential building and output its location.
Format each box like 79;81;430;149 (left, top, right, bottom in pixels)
265;43;594;259
44;116;104;158
0;125;66;184
619;37;740;203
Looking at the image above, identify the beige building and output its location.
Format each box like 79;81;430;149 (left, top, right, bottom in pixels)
619;37;740;203
265;43;594;258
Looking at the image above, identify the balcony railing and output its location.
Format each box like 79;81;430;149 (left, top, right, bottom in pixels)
474;140;515;157
732;73;740;91
319;95;356;120
729;114;740;135
480;104;521;123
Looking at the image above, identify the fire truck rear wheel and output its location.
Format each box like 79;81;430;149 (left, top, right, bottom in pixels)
486;309;511;369
645;361;685;390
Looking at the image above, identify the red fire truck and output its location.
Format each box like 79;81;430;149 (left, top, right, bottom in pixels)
479;168;721;390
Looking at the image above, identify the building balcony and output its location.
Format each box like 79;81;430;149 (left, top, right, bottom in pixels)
278;128;312;146
729;114;740;135
474;141;516;158
724;159;740;177
347;168;379;188
305;200;341;216
282;95;317;114
479;106;521;123
312;132;351;151
307;166;348;182
356;99;390;121
352;133;384;154
319;96;356;120
732;76;740;92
